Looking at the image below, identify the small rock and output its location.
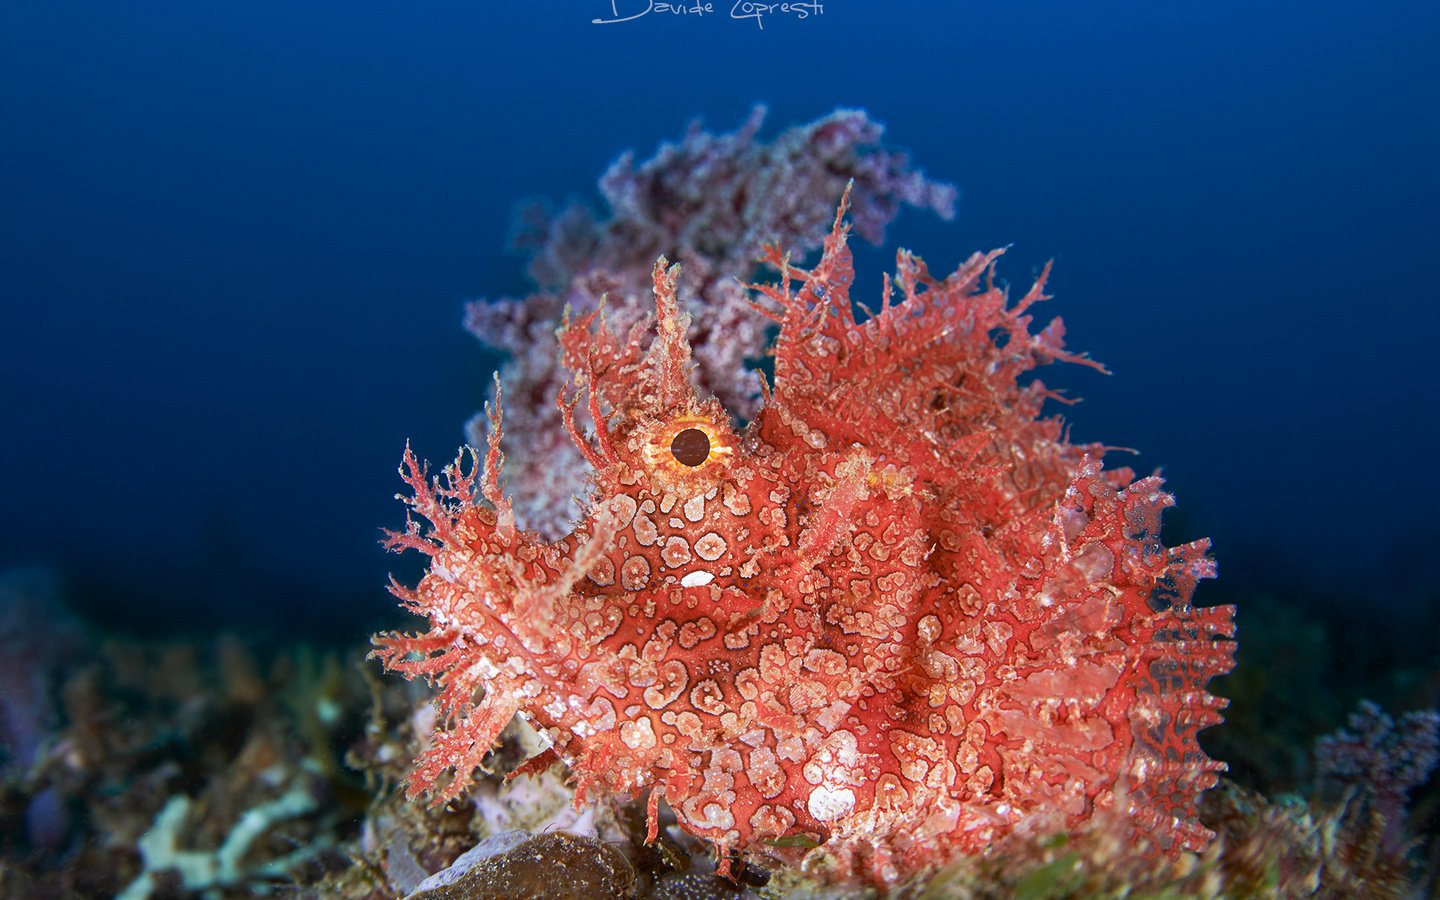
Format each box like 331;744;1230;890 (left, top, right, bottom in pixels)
406;830;632;900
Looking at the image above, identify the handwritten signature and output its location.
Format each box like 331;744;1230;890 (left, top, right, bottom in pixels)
593;1;824;29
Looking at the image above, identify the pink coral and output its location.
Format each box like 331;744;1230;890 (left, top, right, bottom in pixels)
373;193;1236;887
1317;700;1440;854
464;107;956;539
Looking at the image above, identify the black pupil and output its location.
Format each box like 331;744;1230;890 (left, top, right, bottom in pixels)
670;428;710;467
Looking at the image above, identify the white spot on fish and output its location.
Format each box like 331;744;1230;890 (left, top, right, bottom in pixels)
681;570;715;588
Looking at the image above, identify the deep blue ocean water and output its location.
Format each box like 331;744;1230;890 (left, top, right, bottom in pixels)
2;0;1437;638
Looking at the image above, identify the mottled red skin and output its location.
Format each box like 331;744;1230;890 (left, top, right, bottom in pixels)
373;199;1236;885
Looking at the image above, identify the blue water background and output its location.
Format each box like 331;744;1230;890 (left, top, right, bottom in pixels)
2;1;1437;637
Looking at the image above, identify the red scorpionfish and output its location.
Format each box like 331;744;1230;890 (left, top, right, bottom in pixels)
373;196;1237;885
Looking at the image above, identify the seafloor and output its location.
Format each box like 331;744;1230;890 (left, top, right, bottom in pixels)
0;566;1436;899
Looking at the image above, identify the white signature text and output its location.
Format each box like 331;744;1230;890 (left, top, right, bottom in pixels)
593;1;825;29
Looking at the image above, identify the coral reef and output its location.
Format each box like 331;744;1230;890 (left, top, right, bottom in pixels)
373;191;1237;887
0;569;82;856
0;567;1433;897
465;106;956;539
1198;780;1422;899
0;607;366;898
117;789;322;899
1317;700;1440;858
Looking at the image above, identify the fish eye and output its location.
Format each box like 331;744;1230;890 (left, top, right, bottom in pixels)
670;427;711;467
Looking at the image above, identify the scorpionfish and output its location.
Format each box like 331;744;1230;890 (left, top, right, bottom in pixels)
373;198;1237;885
